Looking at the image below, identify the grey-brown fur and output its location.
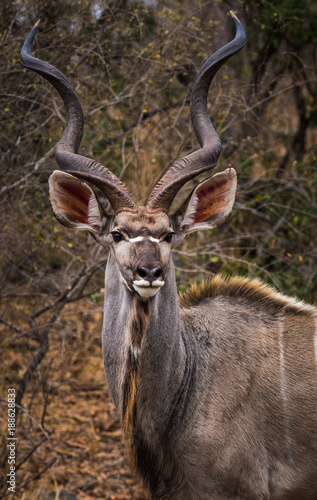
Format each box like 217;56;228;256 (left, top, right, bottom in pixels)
102;252;317;500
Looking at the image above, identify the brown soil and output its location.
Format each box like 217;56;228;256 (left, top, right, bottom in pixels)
0;301;147;500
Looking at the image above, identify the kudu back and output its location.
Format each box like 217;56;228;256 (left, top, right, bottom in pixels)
21;13;317;500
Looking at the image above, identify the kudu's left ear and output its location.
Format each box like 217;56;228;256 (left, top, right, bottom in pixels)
180;168;237;237
49;171;103;236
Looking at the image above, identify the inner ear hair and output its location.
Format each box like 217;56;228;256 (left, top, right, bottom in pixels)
179;169;237;235
49;171;103;235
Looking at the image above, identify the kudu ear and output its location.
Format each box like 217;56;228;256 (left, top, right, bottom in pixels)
49;171;103;236
179;168;237;237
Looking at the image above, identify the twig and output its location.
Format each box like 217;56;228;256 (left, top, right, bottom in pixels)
17;456;57;492
99;97;190;148
0;146;56;195
0;399;51;439
16;432;53;471
0;317;23;334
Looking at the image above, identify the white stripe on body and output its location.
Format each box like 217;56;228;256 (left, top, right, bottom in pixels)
314;315;317;370
278;322;294;462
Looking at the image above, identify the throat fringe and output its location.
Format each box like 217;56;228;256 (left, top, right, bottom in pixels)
122;299;150;469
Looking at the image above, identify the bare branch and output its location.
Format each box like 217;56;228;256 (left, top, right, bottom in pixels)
0;146;56;195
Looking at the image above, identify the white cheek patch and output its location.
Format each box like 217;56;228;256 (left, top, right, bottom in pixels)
121;275;132;292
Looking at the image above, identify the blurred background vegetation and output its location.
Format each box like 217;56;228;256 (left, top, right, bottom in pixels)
0;0;316;498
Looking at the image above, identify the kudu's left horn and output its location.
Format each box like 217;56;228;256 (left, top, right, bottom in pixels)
20;21;136;213
147;12;246;213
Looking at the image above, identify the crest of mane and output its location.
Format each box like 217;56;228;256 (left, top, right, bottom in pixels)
179;274;317;316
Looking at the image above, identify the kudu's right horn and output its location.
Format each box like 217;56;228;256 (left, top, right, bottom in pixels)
20;20;136;214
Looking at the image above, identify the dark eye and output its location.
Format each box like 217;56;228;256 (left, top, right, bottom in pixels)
164;232;174;243
111;231;124;243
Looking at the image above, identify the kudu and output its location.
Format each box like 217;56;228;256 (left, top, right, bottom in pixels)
21;13;317;500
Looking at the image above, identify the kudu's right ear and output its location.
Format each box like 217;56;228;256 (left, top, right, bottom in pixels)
49;171;103;236
179;168;237;237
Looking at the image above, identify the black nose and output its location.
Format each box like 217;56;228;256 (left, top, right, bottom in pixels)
137;266;162;284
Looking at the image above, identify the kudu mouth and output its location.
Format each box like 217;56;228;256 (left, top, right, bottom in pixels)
132;279;165;299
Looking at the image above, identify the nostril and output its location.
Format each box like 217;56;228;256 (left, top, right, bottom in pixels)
137;267;148;280
153;268;162;280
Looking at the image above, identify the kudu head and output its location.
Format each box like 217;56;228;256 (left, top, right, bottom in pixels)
21;13;246;300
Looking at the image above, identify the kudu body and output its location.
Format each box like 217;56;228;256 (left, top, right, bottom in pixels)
21;14;317;500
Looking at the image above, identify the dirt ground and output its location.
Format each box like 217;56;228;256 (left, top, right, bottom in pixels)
1;301;147;500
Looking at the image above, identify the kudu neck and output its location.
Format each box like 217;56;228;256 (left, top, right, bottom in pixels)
102;251;185;415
